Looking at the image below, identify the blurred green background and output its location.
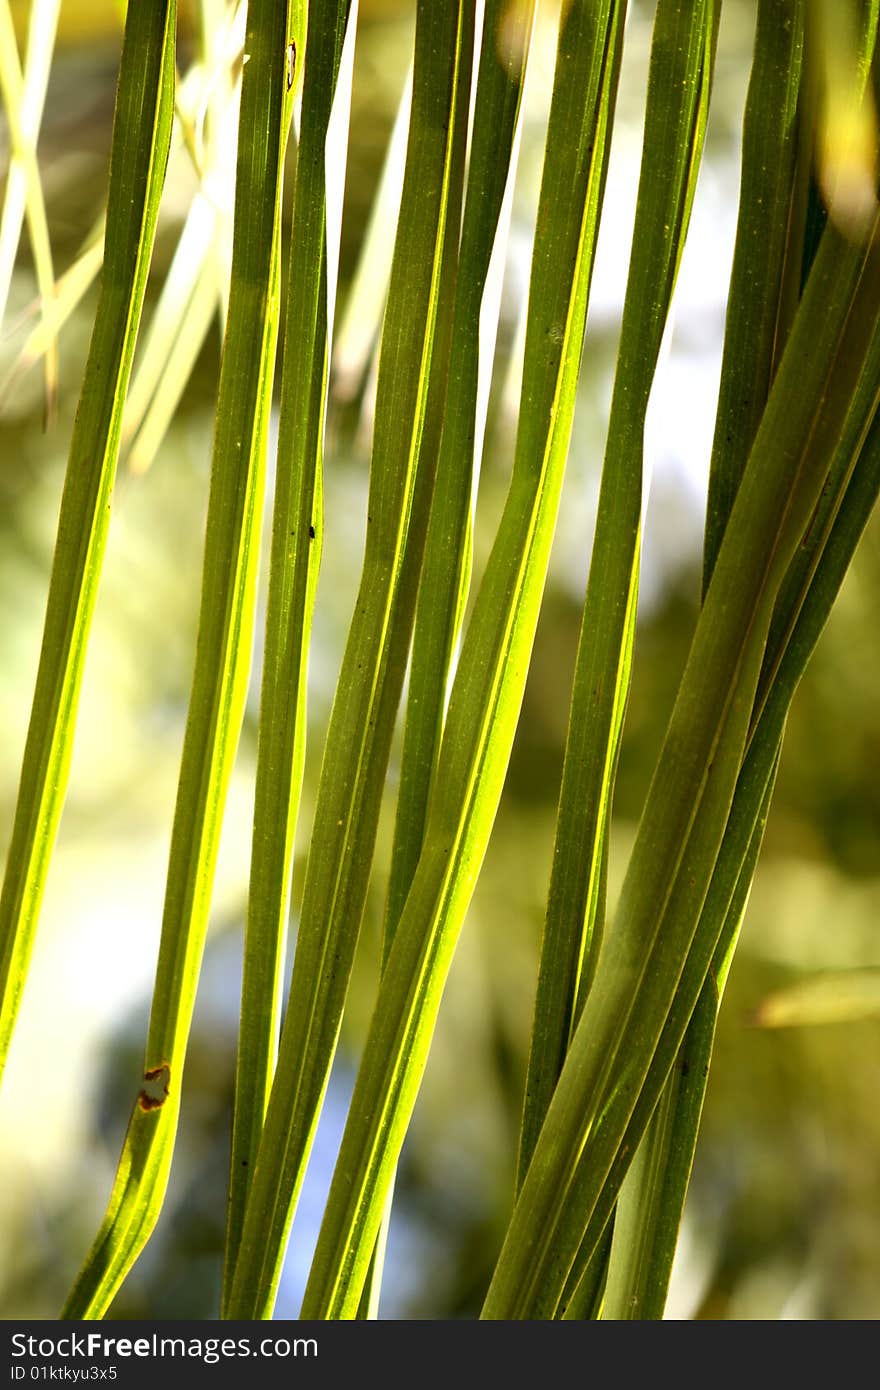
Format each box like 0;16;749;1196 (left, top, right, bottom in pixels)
1;0;878;1319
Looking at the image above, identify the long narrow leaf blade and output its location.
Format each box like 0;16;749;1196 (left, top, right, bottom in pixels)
483;207;880;1319
299;0;629;1321
518;0;721;1188
385;0;534;985
600;0;808;1319
60;0;301;1319
359;0;535;1317
225;0;472;1320
0;0;176;1084
564;397;880;1314
703;0;808;585
222;0;356;1305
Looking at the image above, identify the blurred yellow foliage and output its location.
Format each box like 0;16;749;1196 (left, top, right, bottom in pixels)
9;0;414;49
10;0;122;46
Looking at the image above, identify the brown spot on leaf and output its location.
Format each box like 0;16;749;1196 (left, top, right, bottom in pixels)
138;1062;171;1111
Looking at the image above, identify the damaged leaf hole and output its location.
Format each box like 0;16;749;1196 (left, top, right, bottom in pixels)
138;1062;171;1111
